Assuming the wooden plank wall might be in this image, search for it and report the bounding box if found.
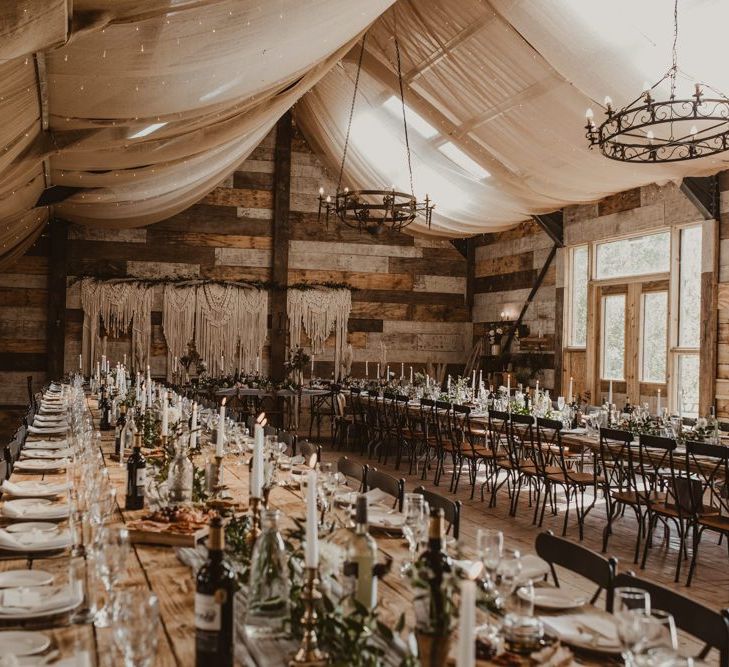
[471,220,557,389]
[56,124,469,384]
[0,231,50,407]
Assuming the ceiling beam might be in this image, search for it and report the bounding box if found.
[532,210,564,247]
[680,176,718,220]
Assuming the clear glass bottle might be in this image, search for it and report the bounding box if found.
[344,495,378,610]
[167,440,193,504]
[244,509,290,638]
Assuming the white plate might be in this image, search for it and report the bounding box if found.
[0,481,69,499]
[0,529,71,553]
[0,570,54,588]
[1,498,70,520]
[519,587,587,610]
[20,450,71,460]
[0,586,82,620]
[5,523,59,535]
[0,631,51,656]
[14,459,69,472]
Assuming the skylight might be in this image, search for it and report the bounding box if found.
[438,142,491,180]
[129,122,168,139]
[382,96,438,139]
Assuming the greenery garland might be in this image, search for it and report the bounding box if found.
[72,276,356,292]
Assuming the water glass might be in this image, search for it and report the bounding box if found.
[401,493,427,571]
[494,548,522,607]
[94,527,129,628]
[634,610,678,666]
[69,555,99,624]
[614,587,651,665]
[112,588,160,667]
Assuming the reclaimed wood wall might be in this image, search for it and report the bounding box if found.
[6,124,462,399]
[471,220,557,390]
[0,231,49,410]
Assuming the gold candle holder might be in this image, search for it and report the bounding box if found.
[212,454,225,497]
[289,567,328,666]
[246,496,262,546]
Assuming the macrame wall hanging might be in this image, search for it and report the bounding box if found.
[287,287,351,380]
[79,278,153,373]
[162,284,196,381]
[194,283,268,376]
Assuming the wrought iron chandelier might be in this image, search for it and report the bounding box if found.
[317,32,434,234]
[584,0,729,163]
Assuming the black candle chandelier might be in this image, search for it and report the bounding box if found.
[318,32,434,234]
[584,0,729,164]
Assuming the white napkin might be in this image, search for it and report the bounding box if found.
[0,584,79,615]
[24,439,68,450]
[33,413,67,424]
[364,488,391,506]
[541,613,620,649]
[0,480,70,497]
[1,500,69,520]
[27,425,67,436]
[14,459,69,471]
[20,448,73,460]
[0,528,70,552]
[518,554,550,583]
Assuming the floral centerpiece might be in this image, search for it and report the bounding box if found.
[487,325,505,356]
[283,346,311,387]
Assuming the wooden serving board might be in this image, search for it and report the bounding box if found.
[127,522,209,547]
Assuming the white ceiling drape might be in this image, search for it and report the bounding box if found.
[296,0,729,237]
[2,0,729,260]
[0,0,394,266]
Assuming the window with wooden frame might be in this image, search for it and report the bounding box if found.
[564,224,703,416]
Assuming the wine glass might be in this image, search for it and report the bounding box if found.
[557,396,566,412]
[614,587,651,666]
[112,587,160,667]
[401,493,426,574]
[494,548,522,609]
[633,610,678,666]
[476,528,503,589]
[94,527,129,628]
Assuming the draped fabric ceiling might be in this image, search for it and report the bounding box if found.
[2,0,729,265]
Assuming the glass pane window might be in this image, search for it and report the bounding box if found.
[595,231,670,280]
[677,354,699,418]
[570,246,588,347]
[641,291,667,383]
[601,294,625,380]
[678,225,702,348]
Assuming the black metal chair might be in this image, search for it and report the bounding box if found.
[413,485,461,538]
[614,572,729,667]
[364,468,404,511]
[336,456,367,491]
[535,531,617,611]
[684,440,729,585]
[598,428,643,560]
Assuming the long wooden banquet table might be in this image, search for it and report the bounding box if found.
[0,396,622,666]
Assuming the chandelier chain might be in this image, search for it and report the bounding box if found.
[395,33,415,198]
[670,0,679,98]
[337,32,367,191]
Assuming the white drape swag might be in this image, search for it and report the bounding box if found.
[5,0,729,263]
[79,278,153,373]
[287,288,351,380]
[162,284,269,378]
[0,0,394,268]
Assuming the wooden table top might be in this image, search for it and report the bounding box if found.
[0,398,619,666]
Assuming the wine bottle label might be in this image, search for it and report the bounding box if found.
[195,593,222,631]
[136,468,146,488]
